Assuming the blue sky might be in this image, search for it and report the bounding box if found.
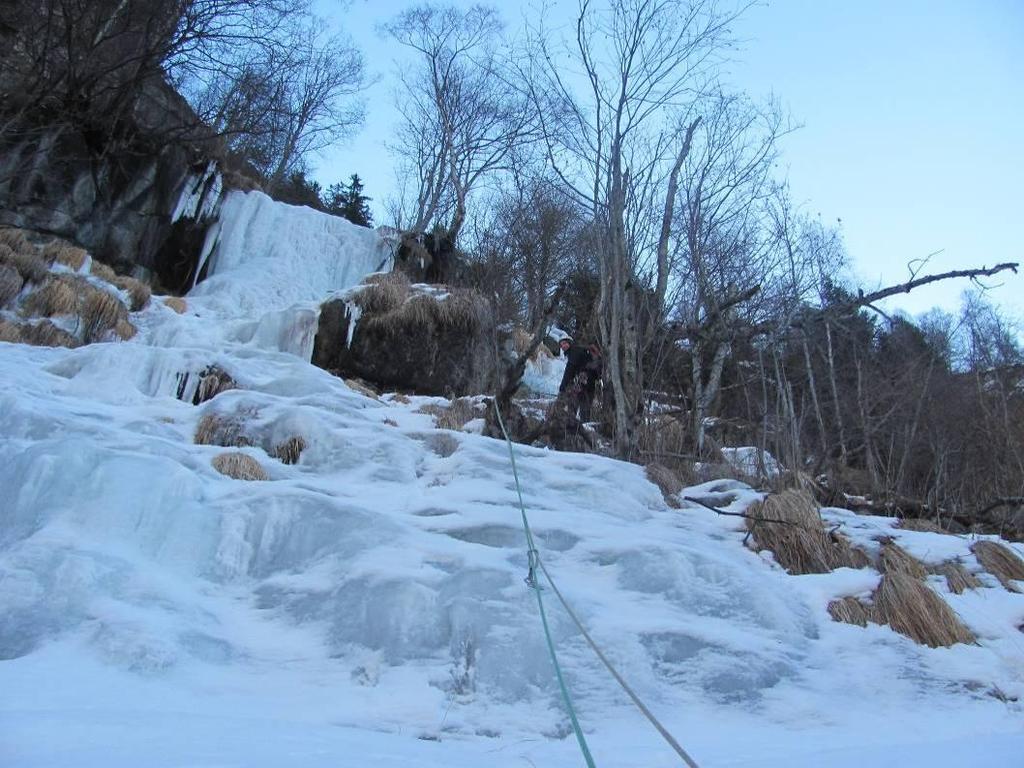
[317,0,1023,319]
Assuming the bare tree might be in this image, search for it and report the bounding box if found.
[2,1,364,183]
[671,92,792,454]
[382,3,535,244]
[525,0,748,457]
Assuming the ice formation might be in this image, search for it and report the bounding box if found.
[1,194,1023,767]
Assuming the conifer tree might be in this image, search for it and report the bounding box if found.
[325,174,373,227]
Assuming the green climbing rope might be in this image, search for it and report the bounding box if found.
[492,401,703,768]
[493,402,597,768]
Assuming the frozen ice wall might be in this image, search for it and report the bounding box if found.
[190,190,392,318]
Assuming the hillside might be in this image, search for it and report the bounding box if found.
[1,196,1023,767]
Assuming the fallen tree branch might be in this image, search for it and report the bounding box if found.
[682,495,799,527]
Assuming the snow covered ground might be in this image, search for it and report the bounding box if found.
[2,197,1024,767]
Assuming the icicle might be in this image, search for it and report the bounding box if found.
[345,301,362,348]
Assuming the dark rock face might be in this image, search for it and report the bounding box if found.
[312,285,499,397]
[0,79,220,293]
[395,231,464,284]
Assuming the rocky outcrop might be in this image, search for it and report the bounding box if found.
[0,78,225,293]
[311,272,499,397]
[394,230,464,284]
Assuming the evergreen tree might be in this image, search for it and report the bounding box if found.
[325,174,373,227]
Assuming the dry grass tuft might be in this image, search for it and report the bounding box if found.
[43,242,87,270]
[645,463,683,508]
[418,398,478,430]
[355,271,410,314]
[22,320,79,348]
[89,260,118,283]
[872,572,975,648]
[0,319,23,343]
[344,378,380,400]
[0,263,24,307]
[639,415,688,464]
[164,296,187,314]
[211,451,267,481]
[81,287,127,342]
[113,275,151,311]
[363,286,488,336]
[273,436,306,465]
[827,596,872,627]
[1,244,50,284]
[433,291,489,332]
[22,275,80,317]
[971,540,1024,592]
[114,319,137,340]
[746,489,864,574]
[930,560,983,595]
[438,397,477,430]
[388,393,411,404]
[898,517,950,534]
[194,412,252,448]
[195,367,237,404]
[510,327,535,357]
[879,540,929,580]
[0,228,30,253]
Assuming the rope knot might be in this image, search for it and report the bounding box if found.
[525,547,540,588]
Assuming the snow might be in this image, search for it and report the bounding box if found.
[521,352,566,396]
[2,198,1024,767]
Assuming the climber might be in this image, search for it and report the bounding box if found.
[558,341,602,422]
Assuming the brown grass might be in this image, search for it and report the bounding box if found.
[22,320,79,348]
[22,275,79,317]
[273,436,306,465]
[81,288,127,342]
[89,260,117,283]
[930,560,983,595]
[194,412,252,448]
[355,271,410,314]
[971,540,1024,592]
[872,572,975,648]
[0,244,49,284]
[114,319,137,340]
[639,415,688,465]
[746,489,865,574]
[364,286,488,336]
[113,275,151,311]
[0,319,23,343]
[0,228,30,252]
[43,242,87,270]
[164,296,187,314]
[344,378,380,400]
[0,263,24,307]
[827,596,872,627]
[879,540,929,580]
[195,367,237,404]
[438,397,477,430]
[388,393,411,404]
[418,398,477,430]
[510,327,535,357]
[645,463,683,508]
[898,518,949,534]
[211,452,267,481]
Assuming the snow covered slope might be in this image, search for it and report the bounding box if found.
[2,208,1024,767]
